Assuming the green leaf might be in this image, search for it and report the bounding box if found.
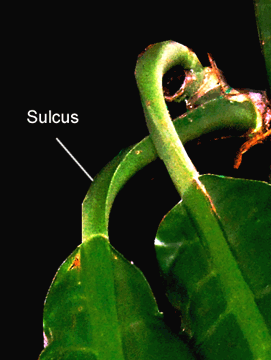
[39,236,195,360]
[155,174,271,359]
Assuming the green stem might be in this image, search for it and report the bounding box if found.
[135,41,203,196]
[83,98,258,241]
[254,0,271,96]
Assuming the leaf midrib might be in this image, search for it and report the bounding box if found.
[184,180,271,358]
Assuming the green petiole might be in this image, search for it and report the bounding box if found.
[82,97,258,242]
[134,41,263,198]
[135,42,201,196]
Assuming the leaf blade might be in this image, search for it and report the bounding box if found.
[155,175,271,359]
[40,237,124,359]
[40,236,195,360]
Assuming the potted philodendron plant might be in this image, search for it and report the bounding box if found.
[39,1,271,359]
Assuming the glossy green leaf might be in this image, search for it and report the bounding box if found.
[155,174,271,359]
[39,236,195,360]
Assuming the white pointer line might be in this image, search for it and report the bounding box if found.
[56,138,93,181]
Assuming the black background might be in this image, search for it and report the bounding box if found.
[18,2,270,358]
